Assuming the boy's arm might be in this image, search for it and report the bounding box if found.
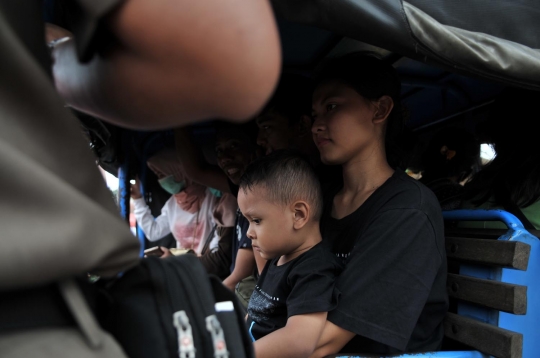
[174,127,230,193]
[309,321,355,358]
[52,0,280,129]
[255,312,328,358]
[222,248,255,291]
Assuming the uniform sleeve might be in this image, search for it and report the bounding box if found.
[132,197,172,242]
[328,208,444,351]
[286,255,340,317]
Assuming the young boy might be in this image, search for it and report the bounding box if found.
[238,150,342,358]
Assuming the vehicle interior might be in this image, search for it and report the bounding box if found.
[83,12,517,234]
[70,4,540,357]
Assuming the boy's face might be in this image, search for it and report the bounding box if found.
[237,185,298,260]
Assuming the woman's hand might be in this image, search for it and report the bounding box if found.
[159,247,172,259]
[130,178,142,199]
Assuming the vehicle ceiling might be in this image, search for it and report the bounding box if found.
[276,17,506,133]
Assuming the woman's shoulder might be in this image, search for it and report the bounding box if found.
[379,170,441,212]
[386,170,435,197]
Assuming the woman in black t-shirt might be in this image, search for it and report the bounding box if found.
[310,53,448,356]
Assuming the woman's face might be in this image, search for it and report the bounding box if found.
[311,80,381,166]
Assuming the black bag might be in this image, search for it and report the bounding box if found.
[96,254,254,358]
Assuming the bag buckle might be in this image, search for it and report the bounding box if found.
[173,311,196,358]
[206,314,229,358]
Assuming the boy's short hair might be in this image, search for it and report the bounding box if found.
[239,149,323,220]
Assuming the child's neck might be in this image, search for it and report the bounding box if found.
[277,224,322,266]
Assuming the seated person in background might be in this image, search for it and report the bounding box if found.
[240,150,342,358]
[255,73,342,188]
[419,127,481,210]
[175,121,266,308]
[461,87,540,230]
[256,73,316,158]
[310,53,447,356]
[130,147,237,255]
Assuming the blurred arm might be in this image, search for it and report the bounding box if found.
[52,0,281,129]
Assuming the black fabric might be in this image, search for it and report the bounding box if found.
[246,243,342,340]
[208,275,258,357]
[228,178,240,197]
[200,224,218,256]
[199,226,234,280]
[422,178,464,211]
[271,0,415,60]
[230,209,253,272]
[315,163,343,195]
[53,0,124,62]
[0,284,75,333]
[0,277,98,333]
[498,191,536,232]
[0,0,51,75]
[321,170,448,353]
[98,254,255,358]
[406,0,540,49]
[74,109,121,175]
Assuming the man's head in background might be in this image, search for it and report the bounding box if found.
[214,119,259,185]
[255,73,314,156]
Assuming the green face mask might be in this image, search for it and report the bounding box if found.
[158,175,186,195]
[208,187,222,197]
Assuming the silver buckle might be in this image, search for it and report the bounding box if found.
[206,314,229,358]
[173,311,196,358]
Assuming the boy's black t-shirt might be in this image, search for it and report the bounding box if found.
[321,170,448,354]
[246,242,342,340]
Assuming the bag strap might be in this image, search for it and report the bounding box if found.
[58,279,104,349]
[200,224,218,256]
[0,284,74,333]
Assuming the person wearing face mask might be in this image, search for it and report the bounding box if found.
[131,148,237,256]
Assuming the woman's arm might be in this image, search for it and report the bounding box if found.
[52,0,281,129]
[174,127,230,193]
[132,180,172,241]
[255,313,328,358]
[309,321,355,358]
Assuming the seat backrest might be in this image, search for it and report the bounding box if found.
[442,209,540,358]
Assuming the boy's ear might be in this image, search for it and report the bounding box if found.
[296,115,312,138]
[292,200,310,230]
[373,95,394,124]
